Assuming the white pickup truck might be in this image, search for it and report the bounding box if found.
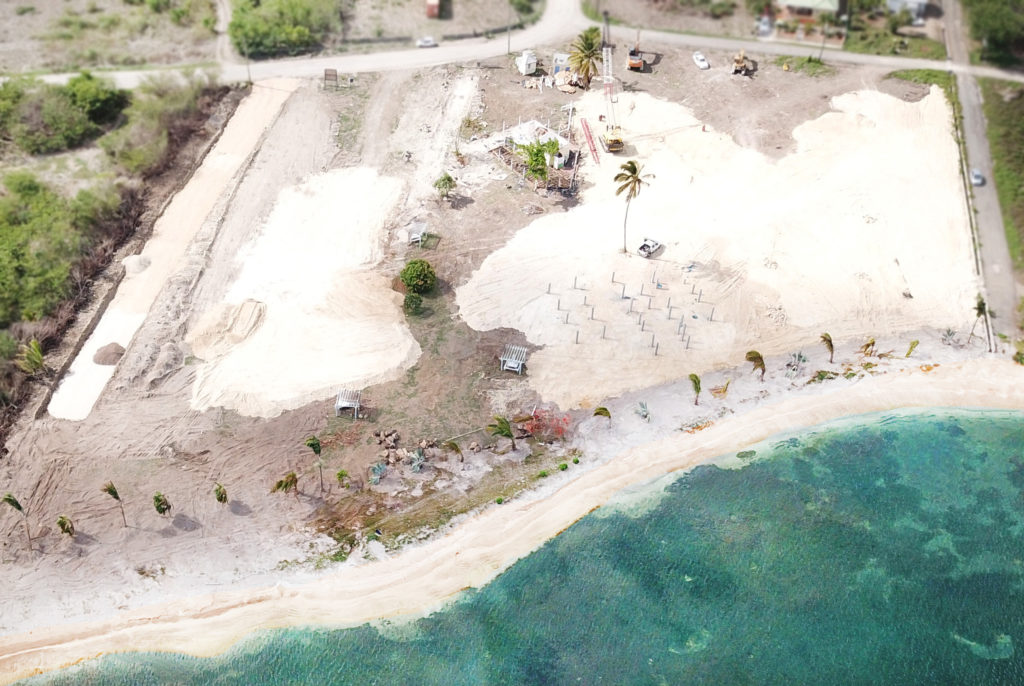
[638,238,662,258]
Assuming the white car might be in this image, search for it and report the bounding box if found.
[970,168,985,186]
[416,36,438,48]
[638,238,662,258]
[692,51,710,70]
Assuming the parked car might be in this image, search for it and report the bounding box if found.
[970,168,985,186]
[692,51,710,70]
[416,36,438,48]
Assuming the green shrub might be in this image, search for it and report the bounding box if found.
[228,0,337,57]
[558,462,568,471]
[495,497,504,504]
[572,456,579,464]
[538,470,549,478]
[15,6,35,15]
[709,1,735,18]
[403,293,423,315]
[64,72,129,125]
[0,332,18,360]
[10,85,96,154]
[400,259,437,294]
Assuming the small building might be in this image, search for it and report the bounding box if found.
[334,389,362,419]
[426,0,439,19]
[516,50,538,76]
[551,52,570,75]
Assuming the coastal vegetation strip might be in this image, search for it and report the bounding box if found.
[0,71,235,444]
[978,78,1024,269]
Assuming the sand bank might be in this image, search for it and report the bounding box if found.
[47,79,301,421]
[3,357,1023,683]
[457,88,977,408]
[186,167,420,418]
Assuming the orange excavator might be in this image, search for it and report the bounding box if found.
[627,31,644,71]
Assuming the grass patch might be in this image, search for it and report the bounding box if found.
[845,25,946,59]
[979,78,1024,268]
[773,55,836,77]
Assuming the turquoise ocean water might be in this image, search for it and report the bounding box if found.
[20,409,1024,685]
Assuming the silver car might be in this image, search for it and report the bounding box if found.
[970,168,985,186]
[692,51,710,70]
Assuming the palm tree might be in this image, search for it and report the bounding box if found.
[101,482,127,527]
[745,350,766,382]
[434,172,456,200]
[689,373,701,406]
[14,339,47,377]
[593,406,611,426]
[56,515,75,537]
[335,469,349,489]
[614,160,653,253]
[487,416,516,451]
[2,493,30,550]
[152,492,171,516]
[569,26,602,88]
[271,472,299,499]
[968,294,987,343]
[305,436,324,494]
[859,338,876,356]
[214,483,228,504]
[820,332,834,364]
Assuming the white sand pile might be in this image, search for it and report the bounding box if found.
[456,87,977,408]
[187,167,420,418]
[47,79,301,421]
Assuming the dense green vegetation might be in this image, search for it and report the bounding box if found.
[979,78,1024,267]
[228,0,338,57]
[0,73,129,155]
[0,173,116,328]
[964,0,1024,65]
[0,71,220,430]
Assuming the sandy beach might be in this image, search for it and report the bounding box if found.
[2,357,1024,682]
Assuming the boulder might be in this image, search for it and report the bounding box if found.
[93,342,126,365]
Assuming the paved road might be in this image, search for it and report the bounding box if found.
[40,0,1024,88]
[941,0,1018,345]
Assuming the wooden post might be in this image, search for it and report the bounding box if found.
[575,330,579,344]
[654,342,659,356]
[602,324,606,339]
[710,306,715,321]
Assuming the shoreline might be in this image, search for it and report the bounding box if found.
[3,356,1024,683]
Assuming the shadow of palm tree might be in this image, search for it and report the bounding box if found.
[172,513,200,531]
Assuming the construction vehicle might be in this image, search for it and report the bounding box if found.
[627,31,644,71]
[600,46,624,153]
[732,49,752,76]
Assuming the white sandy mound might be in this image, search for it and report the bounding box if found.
[188,168,419,417]
[457,88,977,408]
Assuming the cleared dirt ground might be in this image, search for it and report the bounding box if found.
[0,37,942,632]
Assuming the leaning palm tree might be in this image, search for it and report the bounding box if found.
[56,515,75,537]
[101,482,127,527]
[569,26,602,88]
[214,483,228,504]
[271,472,299,499]
[305,436,324,494]
[820,332,834,364]
[487,416,516,451]
[2,493,31,550]
[968,294,987,343]
[689,373,702,406]
[745,350,766,382]
[442,440,463,462]
[152,492,172,517]
[614,160,653,253]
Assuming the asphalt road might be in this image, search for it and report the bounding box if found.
[941,0,1018,345]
